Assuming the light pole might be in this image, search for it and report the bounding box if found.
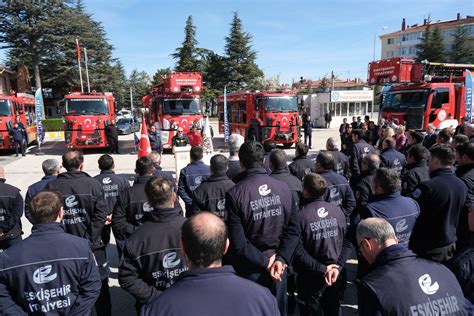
[373,26,388,61]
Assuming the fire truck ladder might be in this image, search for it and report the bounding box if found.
[423,61,474,80]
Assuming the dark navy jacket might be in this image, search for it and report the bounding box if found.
[318,170,356,220]
[112,175,152,240]
[141,266,279,316]
[190,174,235,220]
[358,244,468,316]
[148,132,162,153]
[289,156,315,181]
[352,169,376,207]
[401,160,430,197]
[328,150,351,180]
[177,161,210,206]
[119,207,187,305]
[225,168,300,270]
[293,198,347,274]
[380,148,406,175]
[0,180,23,241]
[0,223,101,315]
[8,127,23,142]
[350,140,376,178]
[153,167,176,191]
[270,167,303,209]
[25,175,56,224]
[423,133,437,149]
[410,168,468,254]
[353,192,420,247]
[45,171,107,249]
[93,170,129,215]
[455,164,474,247]
[227,158,242,181]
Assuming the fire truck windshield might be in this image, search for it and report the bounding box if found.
[382,89,430,111]
[163,99,200,115]
[0,100,12,116]
[65,98,109,115]
[264,96,297,112]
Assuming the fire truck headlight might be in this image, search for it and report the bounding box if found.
[195,86,200,92]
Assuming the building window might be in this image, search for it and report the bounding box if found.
[387,38,394,45]
[387,51,394,58]
[409,46,417,55]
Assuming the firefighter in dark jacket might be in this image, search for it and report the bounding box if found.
[112,157,155,258]
[0,191,101,315]
[119,177,187,311]
[178,146,211,215]
[105,119,119,154]
[93,154,128,248]
[0,166,23,250]
[225,141,300,316]
[352,154,379,207]
[349,129,376,181]
[357,218,468,315]
[25,159,60,224]
[379,137,406,175]
[401,144,430,197]
[455,142,474,247]
[45,149,110,316]
[289,142,316,180]
[326,138,351,180]
[270,149,302,209]
[190,154,234,219]
[410,144,468,263]
[148,125,162,153]
[293,173,350,316]
[141,212,279,316]
[315,151,356,221]
[9,122,25,157]
[172,127,190,147]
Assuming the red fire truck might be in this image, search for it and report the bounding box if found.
[217,91,300,147]
[0,92,37,151]
[368,57,474,130]
[143,72,203,149]
[63,92,116,149]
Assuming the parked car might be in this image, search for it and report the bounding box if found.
[117,117,140,135]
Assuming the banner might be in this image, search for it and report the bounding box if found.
[35,89,45,144]
[466,70,473,122]
[224,86,230,144]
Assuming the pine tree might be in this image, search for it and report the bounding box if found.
[416,21,446,62]
[172,16,199,72]
[152,68,172,86]
[449,26,473,63]
[223,12,263,91]
[128,69,151,110]
[416,22,432,62]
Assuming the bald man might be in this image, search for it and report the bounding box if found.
[142,212,279,316]
[0,165,23,250]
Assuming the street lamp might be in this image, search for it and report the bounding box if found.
[373,26,388,61]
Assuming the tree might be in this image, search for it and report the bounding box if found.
[416,21,446,62]
[223,12,263,91]
[128,69,151,110]
[171,16,199,72]
[449,26,473,63]
[152,67,172,86]
[319,76,331,92]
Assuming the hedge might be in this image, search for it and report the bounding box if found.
[42,118,64,132]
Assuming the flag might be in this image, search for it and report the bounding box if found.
[224,86,230,144]
[202,116,213,153]
[34,89,45,144]
[466,70,473,122]
[75,38,81,60]
[138,116,151,158]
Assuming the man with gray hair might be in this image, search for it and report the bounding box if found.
[227,133,245,180]
[326,138,350,180]
[356,218,468,315]
[25,158,61,223]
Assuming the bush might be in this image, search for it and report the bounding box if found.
[41,118,64,132]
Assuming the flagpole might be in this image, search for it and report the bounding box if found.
[34,89,45,155]
[84,47,91,93]
[130,87,138,154]
[75,39,84,93]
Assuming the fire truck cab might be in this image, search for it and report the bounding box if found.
[369,57,474,130]
[63,92,115,149]
[218,91,300,147]
[144,72,203,148]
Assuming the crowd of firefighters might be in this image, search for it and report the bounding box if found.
[0,116,473,315]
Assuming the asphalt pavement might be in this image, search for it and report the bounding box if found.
[4,121,358,315]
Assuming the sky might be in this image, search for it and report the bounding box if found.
[1,0,473,84]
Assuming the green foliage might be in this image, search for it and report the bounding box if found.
[223,12,263,92]
[152,67,172,86]
[449,26,473,63]
[171,16,200,72]
[42,118,64,131]
[128,69,151,110]
[416,21,446,62]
